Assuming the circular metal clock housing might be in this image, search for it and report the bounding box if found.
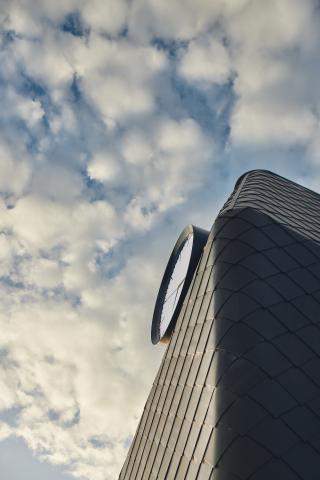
[151,224,209,345]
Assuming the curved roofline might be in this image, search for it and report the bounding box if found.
[234,169,277,190]
[234,169,320,201]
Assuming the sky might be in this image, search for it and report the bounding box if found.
[1,0,320,479]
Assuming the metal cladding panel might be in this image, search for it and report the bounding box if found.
[220,169,320,243]
[120,171,320,479]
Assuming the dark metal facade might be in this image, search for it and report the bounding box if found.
[120,170,320,479]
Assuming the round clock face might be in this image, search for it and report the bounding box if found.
[151,224,209,345]
[159,233,194,338]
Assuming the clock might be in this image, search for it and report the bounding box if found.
[151,224,209,344]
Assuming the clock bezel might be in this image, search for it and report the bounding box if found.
[151,224,209,345]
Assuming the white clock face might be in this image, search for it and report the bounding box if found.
[160,233,194,338]
[151,224,209,344]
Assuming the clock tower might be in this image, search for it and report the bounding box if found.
[120,170,320,480]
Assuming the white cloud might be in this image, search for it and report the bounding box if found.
[233,54,288,98]
[225,0,313,52]
[0,422,12,442]
[1,1,320,479]
[0,368,17,411]
[157,117,207,153]
[7,196,71,250]
[121,131,153,165]
[87,152,120,182]
[179,38,231,85]
[0,143,30,196]
[85,74,155,123]
[82,0,128,35]
[122,117,215,229]
[48,104,77,134]
[0,235,15,277]
[30,164,83,204]
[13,34,75,91]
[3,87,44,128]
[21,258,62,289]
[231,100,317,146]
[129,0,222,41]
[70,35,167,124]
[0,248,162,479]
[226,0,320,147]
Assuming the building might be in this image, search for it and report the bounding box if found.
[119,170,320,479]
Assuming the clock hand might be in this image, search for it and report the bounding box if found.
[163,277,186,303]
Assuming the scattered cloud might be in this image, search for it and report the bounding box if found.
[0,1,320,479]
[178,37,232,86]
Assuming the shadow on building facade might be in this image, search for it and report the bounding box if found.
[120,170,320,479]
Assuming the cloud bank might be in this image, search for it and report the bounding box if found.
[1,0,320,478]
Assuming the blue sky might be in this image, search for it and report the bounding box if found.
[1,0,320,479]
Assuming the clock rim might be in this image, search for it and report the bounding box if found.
[151,224,209,345]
